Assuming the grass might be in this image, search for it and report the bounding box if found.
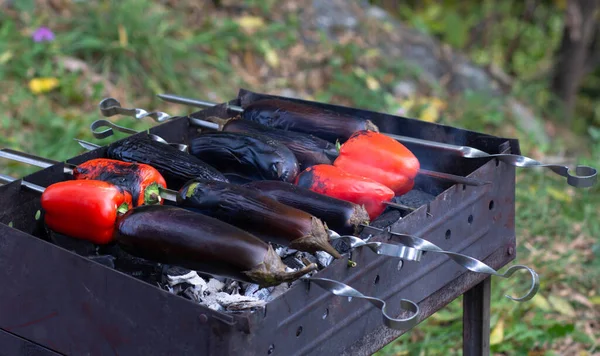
[1,1,599,355]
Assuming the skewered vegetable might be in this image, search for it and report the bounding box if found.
[107,134,228,188]
[115,205,317,287]
[176,179,342,259]
[334,130,420,195]
[242,99,379,143]
[244,180,369,235]
[294,164,395,220]
[72,158,167,206]
[40,180,133,244]
[215,117,338,170]
[189,131,299,182]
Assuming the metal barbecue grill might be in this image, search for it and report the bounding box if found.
[0,88,578,355]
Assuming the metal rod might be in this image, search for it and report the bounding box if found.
[0,148,182,204]
[0,149,75,174]
[0,174,46,194]
[157,93,597,188]
[418,169,490,186]
[102,97,488,187]
[361,225,539,302]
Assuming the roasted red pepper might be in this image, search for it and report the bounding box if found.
[294,164,394,220]
[334,130,420,195]
[40,180,133,244]
[72,158,167,207]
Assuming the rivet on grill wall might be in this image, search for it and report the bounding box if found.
[268,344,275,354]
[507,246,515,256]
[198,314,208,324]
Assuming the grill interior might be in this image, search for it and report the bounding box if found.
[0,90,520,355]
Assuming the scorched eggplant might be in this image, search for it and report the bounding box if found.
[244,180,369,236]
[189,131,299,182]
[115,205,317,287]
[217,117,338,170]
[106,134,228,188]
[242,99,379,143]
[176,179,342,259]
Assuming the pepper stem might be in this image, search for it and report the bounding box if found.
[144,182,162,205]
[116,202,130,215]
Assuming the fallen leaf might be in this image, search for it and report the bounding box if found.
[419,105,439,123]
[365,76,380,91]
[237,16,265,33]
[264,48,279,68]
[0,50,13,64]
[28,77,60,94]
[548,295,576,317]
[531,294,552,311]
[490,318,504,345]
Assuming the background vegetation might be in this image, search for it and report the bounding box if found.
[0,1,598,355]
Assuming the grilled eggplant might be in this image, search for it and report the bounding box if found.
[242,99,379,143]
[107,134,228,188]
[176,179,342,259]
[115,205,317,287]
[189,132,299,182]
[244,180,369,236]
[219,118,338,170]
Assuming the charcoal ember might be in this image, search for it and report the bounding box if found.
[315,251,334,268]
[87,255,116,269]
[224,280,241,295]
[48,230,97,256]
[330,238,353,255]
[207,278,225,292]
[174,282,196,295]
[101,245,164,284]
[282,255,307,270]
[372,209,402,229]
[395,189,435,208]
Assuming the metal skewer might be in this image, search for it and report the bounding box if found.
[156,93,597,188]
[0,148,423,261]
[360,225,539,302]
[98,97,491,187]
[304,277,420,330]
[0,172,420,330]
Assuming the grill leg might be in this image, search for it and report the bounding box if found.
[463,277,491,356]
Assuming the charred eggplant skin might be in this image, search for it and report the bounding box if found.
[176,179,341,258]
[222,118,338,170]
[242,99,379,143]
[189,131,299,182]
[244,180,369,235]
[115,204,315,286]
[107,134,228,188]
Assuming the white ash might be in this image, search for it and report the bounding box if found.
[315,251,334,268]
[167,270,206,288]
[275,246,298,258]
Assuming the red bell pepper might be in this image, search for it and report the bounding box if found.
[333,130,420,195]
[294,164,394,220]
[40,180,133,244]
[72,158,167,207]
